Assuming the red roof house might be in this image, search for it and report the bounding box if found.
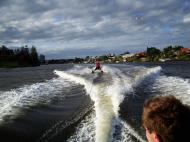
[181,48,190,53]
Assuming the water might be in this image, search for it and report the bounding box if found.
[0,62,190,142]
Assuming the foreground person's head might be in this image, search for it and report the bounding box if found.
[142,95,190,142]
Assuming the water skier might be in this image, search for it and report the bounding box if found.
[92,59,103,73]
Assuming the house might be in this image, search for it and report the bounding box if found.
[39,54,45,63]
[122,53,135,59]
[181,48,190,53]
[122,53,135,62]
[136,52,147,58]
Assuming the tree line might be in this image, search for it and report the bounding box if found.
[146,45,190,61]
[0,45,40,67]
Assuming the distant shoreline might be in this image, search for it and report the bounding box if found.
[1,59,189,69]
[0,63,40,68]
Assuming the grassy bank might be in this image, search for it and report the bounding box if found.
[0,62,19,68]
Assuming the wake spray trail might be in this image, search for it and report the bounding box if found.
[94,87,113,141]
[54,65,161,142]
[0,78,68,123]
[54,70,115,142]
[54,67,133,142]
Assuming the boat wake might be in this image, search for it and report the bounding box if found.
[54,65,161,142]
[1,64,190,142]
[0,78,71,123]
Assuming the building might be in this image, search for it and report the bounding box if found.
[122,53,135,62]
[122,53,135,59]
[136,52,147,58]
[39,54,45,63]
[181,48,190,53]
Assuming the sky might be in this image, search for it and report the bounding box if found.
[0,0,190,59]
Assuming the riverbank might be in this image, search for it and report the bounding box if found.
[0,62,19,68]
[0,62,40,68]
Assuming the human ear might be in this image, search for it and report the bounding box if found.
[153,133,161,142]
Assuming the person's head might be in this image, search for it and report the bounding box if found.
[142,95,190,142]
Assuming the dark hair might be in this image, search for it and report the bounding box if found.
[142,95,190,142]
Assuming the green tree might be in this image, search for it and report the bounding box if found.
[99,55,109,61]
[30,46,39,65]
[163,46,173,58]
[173,45,183,51]
[147,47,161,61]
[16,47,30,66]
[0,45,14,62]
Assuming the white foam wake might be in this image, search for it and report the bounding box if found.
[0,78,70,123]
[54,70,113,142]
[134,66,162,86]
[54,68,132,142]
[54,65,161,142]
[153,75,190,105]
[67,112,96,142]
[68,112,146,142]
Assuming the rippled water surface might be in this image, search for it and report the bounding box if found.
[0,62,190,142]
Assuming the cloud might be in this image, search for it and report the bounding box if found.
[0,0,189,58]
[183,14,190,23]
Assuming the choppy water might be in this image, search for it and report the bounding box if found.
[0,62,190,142]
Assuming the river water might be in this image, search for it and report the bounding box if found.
[0,61,190,142]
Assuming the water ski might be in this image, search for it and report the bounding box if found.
[92,69,103,74]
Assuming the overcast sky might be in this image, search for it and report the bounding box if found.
[0,0,190,59]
